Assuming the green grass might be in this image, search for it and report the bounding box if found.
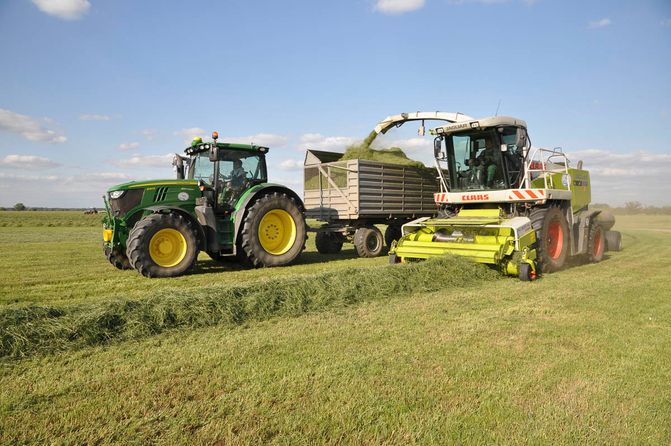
[1,212,670,444]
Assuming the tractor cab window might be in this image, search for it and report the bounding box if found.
[217,151,267,208]
[189,152,215,184]
[447,130,507,191]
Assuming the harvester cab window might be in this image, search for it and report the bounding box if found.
[500,127,525,187]
[447,130,507,191]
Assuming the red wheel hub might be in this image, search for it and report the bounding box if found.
[593,227,603,257]
[547,220,564,259]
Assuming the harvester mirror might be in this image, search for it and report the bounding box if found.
[500,144,508,152]
[418,121,425,136]
[433,138,443,159]
[516,129,528,150]
[208,144,219,162]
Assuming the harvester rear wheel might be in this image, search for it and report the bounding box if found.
[384,224,403,248]
[530,206,569,273]
[587,223,605,263]
[605,230,622,252]
[354,226,384,258]
[127,213,199,278]
[104,245,132,270]
[239,192,306,267]
[315,232,344,254]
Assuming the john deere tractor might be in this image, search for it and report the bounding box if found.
[389,116,622,280]
[102,132,306,277]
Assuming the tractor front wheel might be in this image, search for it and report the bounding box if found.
[126,213,199,278]
[530,206,569,273]
[104,245,132,270]
[354,226,384,258]
[239,192,306,267]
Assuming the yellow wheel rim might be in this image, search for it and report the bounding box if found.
[258,209,297,255]
[149,228,187,267]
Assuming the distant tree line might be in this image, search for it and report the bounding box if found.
[0,203,99,212]
[591,202,671,215]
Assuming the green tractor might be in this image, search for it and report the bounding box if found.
[389,116,622,280]
[102,132,307,277]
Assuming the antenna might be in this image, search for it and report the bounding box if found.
[495,99,502,116]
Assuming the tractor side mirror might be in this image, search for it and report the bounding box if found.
[208,145,219,162]
[500,144,508,152]
[172,154,185,179]
[433,138,443,159]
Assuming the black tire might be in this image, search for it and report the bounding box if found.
[104,244,132,270]
[605,230,622,252]
[126,213,199,278]
[239,192,307,267]
[315,231,344,254]
[587,223,605,263]
[529,206,569,273]
[384,224,403,248]
[354,226,384,258]
[518,263,533,281]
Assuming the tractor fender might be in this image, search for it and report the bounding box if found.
[574,209,601,255]
[232,184,304,249]
[142,205,208,251]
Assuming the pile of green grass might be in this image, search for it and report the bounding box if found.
[340,129,428,169]
[0,256,498,359]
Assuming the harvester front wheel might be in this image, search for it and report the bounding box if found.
[354,226,384,258]
[384,224,403,248]
[518,263,536,281]
[126,213,199,278]
[587,223,605,263]
[315,232,344,254]
[240,192,306,267]
[530,206,569,273]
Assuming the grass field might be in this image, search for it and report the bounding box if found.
[1,211,670,444]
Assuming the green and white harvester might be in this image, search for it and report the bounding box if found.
[102,132,306,278]
[389,115,622,280]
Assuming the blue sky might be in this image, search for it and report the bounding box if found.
[1,0,670,207]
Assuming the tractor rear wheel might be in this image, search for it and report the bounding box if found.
[315,231,344,254]
[127,213,199,278]
[354,226,384,258]
[587,223,605,263]
[239,192,306,267]
[384,224,403,248]
[605,230,622,252]
[104,245,132,270]
[530,206,569,273]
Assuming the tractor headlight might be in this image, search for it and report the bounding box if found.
[109,190,126,199]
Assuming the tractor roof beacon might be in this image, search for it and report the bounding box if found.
[389,115,622,280]
[102,132,307,278]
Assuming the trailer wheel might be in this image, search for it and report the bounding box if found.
[530,206,569,273]
[315,232,344,254]
[127,213,199,278]
[104,245,132,270]
[605,230,622,252]
[240,192,306,267]
[384,225,403,248]
[354,226,384,258]
[587,223,605,263]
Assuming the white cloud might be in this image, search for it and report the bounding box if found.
[112,154,174,168]
[564,149,671,205]
[67,172,131,184]
[175,127,206,138]
[588,18,611,29]
[661,19,671,28]
[0,155,60,169]
[0,108,67,143]
[226,133,289,147]
[375,0,425,14]
[32,0,90,20]
[299,133,356,152]
[79,114,111,121]
[140,129,157,141]
[118,142,140,151]
[278,159,303,171]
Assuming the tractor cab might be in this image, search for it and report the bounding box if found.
[432,116,529,192]
[176,133,269,210]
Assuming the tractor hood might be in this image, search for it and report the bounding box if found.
[107,179,198,192]
[373,111,474,135]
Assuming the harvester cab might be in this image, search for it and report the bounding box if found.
[390,116,622,280]
[103,132,307,278]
